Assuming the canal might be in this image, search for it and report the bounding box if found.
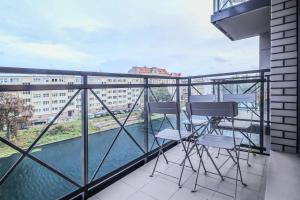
[0,122,158,200]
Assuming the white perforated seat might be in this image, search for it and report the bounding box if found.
[155,129,192,141]
[183,118,207,126]
[197,134,243,150]
[218,121,253,131]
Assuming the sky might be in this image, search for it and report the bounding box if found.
[0,0,259,76]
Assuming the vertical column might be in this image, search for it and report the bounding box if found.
[298,0,300,154]
[187,77,191,102]
[270,0,298,152]
[81,75,89,198]
[266,75,271,136]
[144,78,149,157]
[259,32,271,70]
[176,78,180,130]
[217,83,221,102]
[212,80,216,96]
[260,72,265,153]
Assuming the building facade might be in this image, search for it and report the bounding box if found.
[0,66,183,123]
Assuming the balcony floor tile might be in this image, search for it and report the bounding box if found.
[91,144,268,200]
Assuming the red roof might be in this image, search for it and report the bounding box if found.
[129,66,181,77]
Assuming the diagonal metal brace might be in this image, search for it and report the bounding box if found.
[0,137,81,188]
[90,89,145,154]
[89,89,145,182]
[0,90,81,186]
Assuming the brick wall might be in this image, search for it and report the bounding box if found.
[270,0,298,152]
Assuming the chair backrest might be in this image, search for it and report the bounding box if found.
[186,102,238,117]
[223,94,256,103]
[190,95,217,102]
[223,93,256,122]
[147,102,178,115]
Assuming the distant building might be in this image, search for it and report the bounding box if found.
[128,66,202,102]
[128,66,181,77]
[0,75,142,123]
[0,66,202,123]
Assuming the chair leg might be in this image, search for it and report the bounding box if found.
[234,147,239,200]
[237,146,246,186]
[178,149,188,188]
[226,149,237,164]
[154,138,168,164]
[179,137,199,187]
[215,127,223,159]
[186,139,192,154]
[180,142,195,166]
[204,146,224,181]
[181,139,196,172]
[150,136,169,164]
[195,144,207,174]
[150,145,163,177]
[192,146,204,192]
[247,132,251,167]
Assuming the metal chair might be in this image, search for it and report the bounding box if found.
[218,93,257,166]
[186,102,246,200]
[183,95,216,134]
[147,102,196,187]
[190,94,217,102]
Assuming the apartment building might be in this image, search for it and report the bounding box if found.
[129,66,190,102]
[0,75,142,123]
[0,66,184,123]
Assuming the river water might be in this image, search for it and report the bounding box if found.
[0,122,156,200]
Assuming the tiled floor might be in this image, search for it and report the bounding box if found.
[265,151,300,200]
[89,144,268,200]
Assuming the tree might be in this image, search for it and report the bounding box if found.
[149,87,172,102]
[0,93,33,141]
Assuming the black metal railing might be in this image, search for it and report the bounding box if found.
[214,0,250,12]
[0,67,269,200]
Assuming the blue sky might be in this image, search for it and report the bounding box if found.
[0,0,259,75]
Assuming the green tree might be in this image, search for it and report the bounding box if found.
[0,93,33,141]
[150,87,172,102]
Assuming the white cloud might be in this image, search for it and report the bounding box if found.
[0,0,259,74]
[0,33,97,62]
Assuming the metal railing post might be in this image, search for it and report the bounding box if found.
[259,72,265,154]
[144,78,149,160]
[217,83,221,102]
[81,75,88,199]
[212,80,216,96]
[266,75,270,136]
[188,77,191,102]
[176,78,180,130]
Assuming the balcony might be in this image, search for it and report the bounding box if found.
[213,0,251,13]
[211,0,271,40]
[0,67,277,200]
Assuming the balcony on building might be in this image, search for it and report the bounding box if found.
[0,0,300,200]
[211,0,271,41]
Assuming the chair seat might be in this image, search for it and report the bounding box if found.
[183,119,207,126]
[217,121,253,131]
[197,134,243,149]
[155,129,192,141]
